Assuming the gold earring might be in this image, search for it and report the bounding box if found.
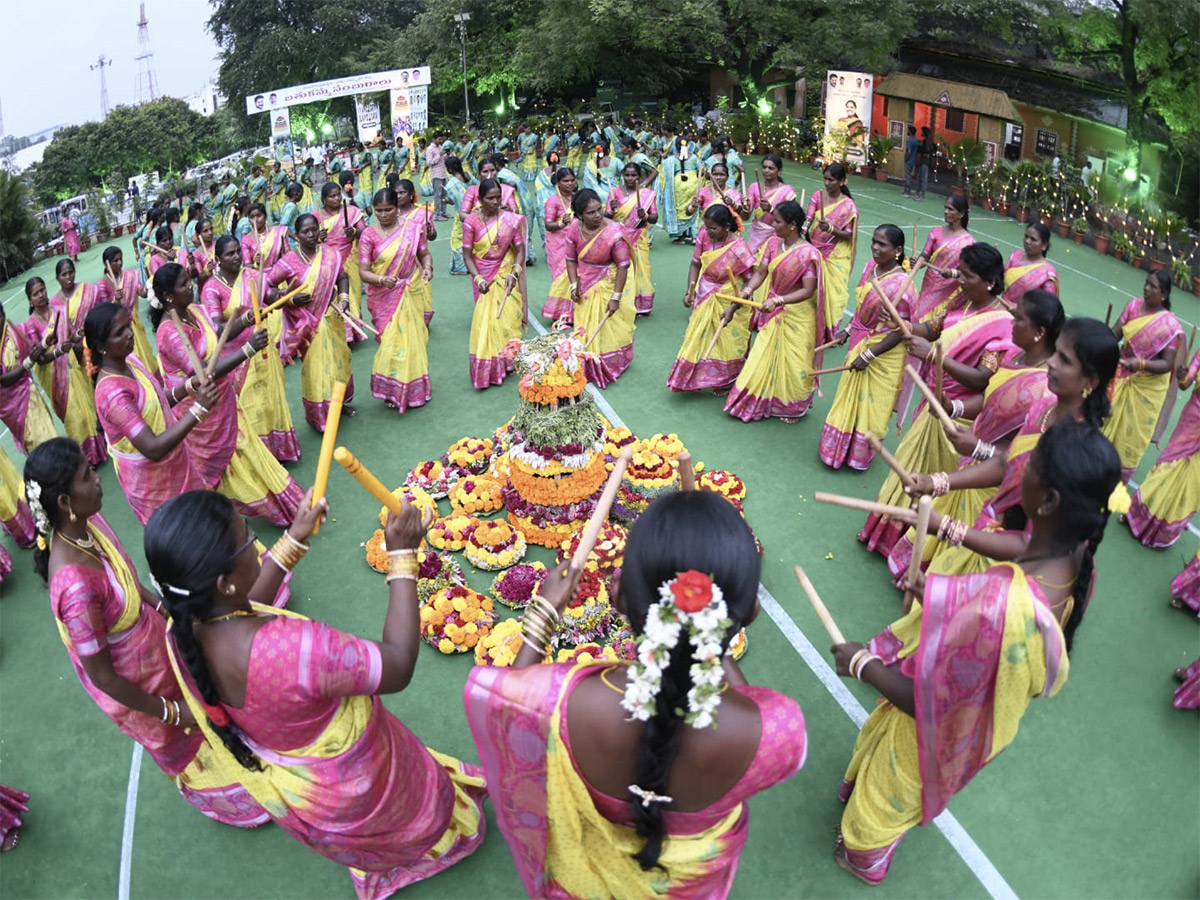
[1082,386,1092,399]
[225,584,236,595]
[68,501,77,523]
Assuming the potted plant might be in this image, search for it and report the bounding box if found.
[937,135,986,197]
[1171,256,1193,290]
[1072,217,1089,244]
[1111,231,1132,262]
[868,134,900,182]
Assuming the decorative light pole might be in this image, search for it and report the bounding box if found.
[454,10,471,127]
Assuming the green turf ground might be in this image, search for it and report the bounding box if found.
[1,163,1197,899]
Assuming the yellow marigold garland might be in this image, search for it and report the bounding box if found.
[449,477,505,515]
[508,452,607,507]
[420,586,497,654]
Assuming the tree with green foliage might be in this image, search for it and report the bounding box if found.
[0,172,49,283]
[30,99,229,203]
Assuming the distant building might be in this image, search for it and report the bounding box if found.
[183,82,224,117]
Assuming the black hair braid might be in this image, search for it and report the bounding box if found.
[1081,386,1112,428]
[168,598,262,771]
[23,438,85,582]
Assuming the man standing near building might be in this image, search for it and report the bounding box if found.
[915,126,934,201]
[902,125,918,198]
[426,133,449,220]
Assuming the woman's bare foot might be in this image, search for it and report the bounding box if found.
[343,405,358,418]
[1,829,20,852]
[1170,597,1186,609]
[780,416,801,424]
[1176,667,1188,683]
[833,833,878,887]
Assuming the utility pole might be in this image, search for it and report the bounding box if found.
[91,55,113,117]
[454,10,471,127]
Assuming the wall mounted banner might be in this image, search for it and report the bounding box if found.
[246,67,432,115]
[390,87,412,141]
[824,70,874,166]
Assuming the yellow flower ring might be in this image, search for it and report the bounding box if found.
[645,432,687,462]
[449,477,505,515]
[427,514,483,551]
[464,520,528,571]
[698,469,747,501]
[508,512,578,549]
[377,485,439,527]
[518,363,587,404]
[420,586,497,653]
[446,437,495,475]
[473,617,525,666]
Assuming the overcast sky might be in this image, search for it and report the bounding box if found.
[4,0,221,137]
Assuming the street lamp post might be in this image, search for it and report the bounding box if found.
[454,11,471,127]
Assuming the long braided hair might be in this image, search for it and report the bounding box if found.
[144,490,262,771]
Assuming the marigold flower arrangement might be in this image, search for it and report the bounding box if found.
[404,460,453,499]
[559,567,614,645]
[473,617,525,667]
[490,562,548,609]
[557,521,627,575]
[491,420,515,456]
[508,452,607,507]
[377,485,438,527]
[420,586,497,654]
[427,514,482,551]
[518,362,588,405]
[449,477,505,515]
[645,432,687,463]
[603,426,637,462]
[605,622,638,661]
[487,453,511,485]
[698,469,747,501]
[444,437,494,476]
[613,444,679,522]
[554,643,619,665]
[464,520,528,571]
[417,549,467,604]
[365,530,389,573]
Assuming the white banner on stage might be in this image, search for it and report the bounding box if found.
[356,97,382,143]
[246,67,432,115]
[824,70,874,166]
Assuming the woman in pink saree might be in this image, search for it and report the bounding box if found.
[806,163,858,339]
[466,490,806,899]
[0,302,56,454]
[542,167,578,323]
[912,196,975,323]
[153,264,302,528]
[1127,349,1200,547]
[607,163,659,316]
[200,236,300,462]
[96,246,160,378]
[1,445,35,550]
[463,179,528,389]
[317,181,369,344]
[1170,549,1200,616]
[1103,271,1183,480]
[565,189,637,388]
[266,214,357,431]
[87,304,211,526]
[358,186,433,414]
[148,490,486,900]
[738,153,797,258]
[60,211,81,261]
[24,438,266,827]
[859,244,1014,558]
[240,203,290,271]
[830,421,1120,884]
[48,259,107,466]
[667,204,757,393]
[1002,224,1059,306]
[723,200,824,423]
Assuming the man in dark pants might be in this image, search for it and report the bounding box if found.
[902,125,918,198]
[916,127,934,200]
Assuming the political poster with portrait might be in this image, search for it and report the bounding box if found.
[356,97,382,144]
[409,86,428,133]
[824,70,874,166]
[390,87,413,141]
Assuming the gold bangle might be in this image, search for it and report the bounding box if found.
[282,531,310,552]
[528,593,560,626]
[521,607,554,640]
[269,535,306,571]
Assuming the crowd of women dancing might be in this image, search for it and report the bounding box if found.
[1,116,1196,889]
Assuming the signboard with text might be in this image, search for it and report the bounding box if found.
[246,67,431,115]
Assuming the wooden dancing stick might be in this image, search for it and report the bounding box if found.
[677,452,695,492]
[814,491,916,521]
[904,363,961,432]
[714,292,762,309]
[311,381,346,535]
[1104,302,1113,327]
[583,307,616,350]
[334,446,405,516]
[793,565,846,645]
[912,222,918,257]
[104,260,118,285]
[139,240,170,256]
[42,309,58,347]
[204,309,241,379]
[739,168,747,200]
[755,167,765,202]
[904,495,933,613]
[869,268,920,336]
[495,273,517,319]
[261,283,309,314]
[166,309,209,384]
[805,363,853,378]
[702,318,730,362]
[571,446,632,567]
[934,342,946,407]
[867,434,916,492]
[814,336,844,353]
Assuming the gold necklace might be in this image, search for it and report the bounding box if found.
[296,246,313,265]
[201,609,259,625]
[54,528,104,565]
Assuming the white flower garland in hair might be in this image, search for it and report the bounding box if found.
[24,480,50,535]
[621,571,731,729]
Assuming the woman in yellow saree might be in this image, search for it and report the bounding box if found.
[149,491,486,900]
[606,162,659,316]
[466,490,806,899]
[829,421,1121,884]
[806,163,858,340]
[1102,271,1183,480]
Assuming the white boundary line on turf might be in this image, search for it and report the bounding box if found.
[527,317,1019,899]
[118,743,142,900]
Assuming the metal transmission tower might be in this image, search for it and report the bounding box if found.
[91,55,113,117]
[134,3,160,105]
